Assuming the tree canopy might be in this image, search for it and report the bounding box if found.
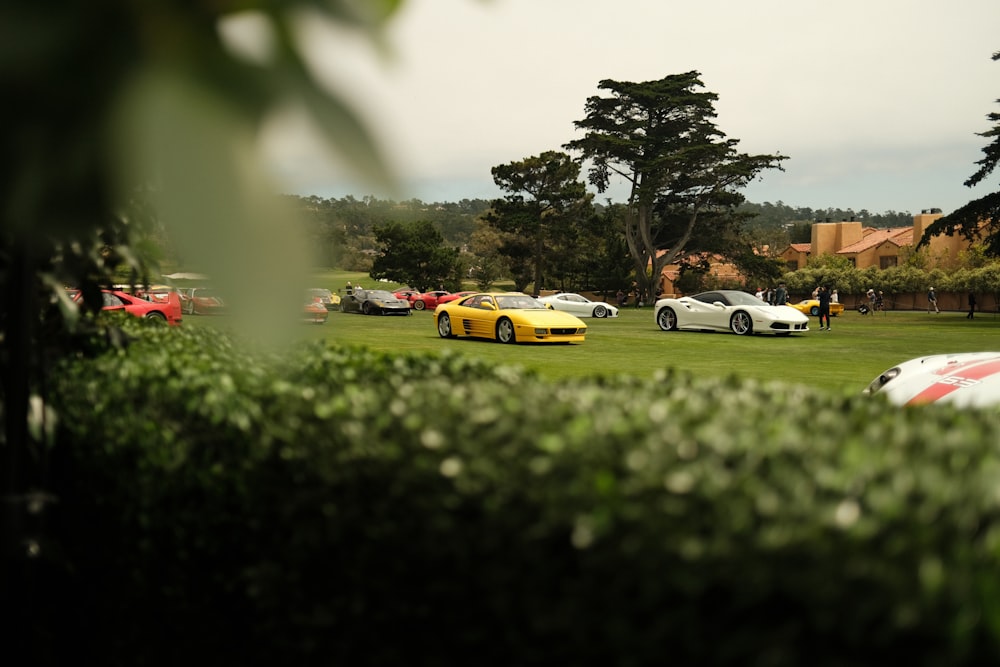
[564,72,787,302]
[921,50,1000,255]
[484,151,593,292]
[370,220,461,292]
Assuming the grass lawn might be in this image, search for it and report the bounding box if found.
[187,286,1000,395]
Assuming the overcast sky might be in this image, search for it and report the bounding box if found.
[260,0,998,216]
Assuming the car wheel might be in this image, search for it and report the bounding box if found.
[809,306,819,316]
[413,300,426,311]
[437,313,454,338]
[340,301,347,313]
[362,301,372,315]
[730,311,753,335]
[656,307,678,331]
[593,304,608,318]
[496,317,516,344]
[145,311,167,323]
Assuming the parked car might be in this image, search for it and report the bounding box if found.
[340,288,412,315]
[409,290,451,311]
[308,288,341,311]
[435,291,476,306]
[864,352,1000,407]
[654,290,809,336]
[393,289,421,302]
[303,299,329,324]
[180,287,226,315]
[72,289,183,326]
[434,292,587,344]
[787,299,845,317]
[137,284,177,304]
[536,292,619,318]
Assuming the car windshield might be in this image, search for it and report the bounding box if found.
[496,295,545,310]
[368,290,397,300]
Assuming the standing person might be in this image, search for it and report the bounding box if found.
[616,288,626,308]
[968,292,977,319]
[927,287,939,313]
[866,288,876,311]
[817,285,832,330]
[831,288,839,304]
[774,282,788,307]
[346,281,353,295]
[875,291,885,313]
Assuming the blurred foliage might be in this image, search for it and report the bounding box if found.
[38,318,1000,665]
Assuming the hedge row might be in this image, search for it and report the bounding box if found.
[36,318,1000,666]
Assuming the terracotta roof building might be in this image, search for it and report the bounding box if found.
[778,210,976,271]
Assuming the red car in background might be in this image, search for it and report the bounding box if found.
[435,291,476,306]
[71,289,183,326]
[408,290,451,311]
[393,289,421,302]
[180,287,226,315]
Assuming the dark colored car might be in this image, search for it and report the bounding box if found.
[339,288,412,315]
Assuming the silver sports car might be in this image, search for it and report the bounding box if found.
[864,352,1000,406]
[654,290,810,336]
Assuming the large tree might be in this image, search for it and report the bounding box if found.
[370,220,461,292]
[564,72,786,303]
[921,51,1000,255]
[484,151,593,293]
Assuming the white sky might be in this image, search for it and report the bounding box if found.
[260,0,999,216]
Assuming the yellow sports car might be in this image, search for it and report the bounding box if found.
[434,292,587,344]
[787,299,845,317]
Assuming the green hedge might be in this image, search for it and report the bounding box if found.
[40,319,1000,665]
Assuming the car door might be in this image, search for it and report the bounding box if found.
[686,292,730,330]
[557,294,587,315]
[455,295,498,338]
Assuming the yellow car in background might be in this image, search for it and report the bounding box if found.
[435,292,587,344]
[788,299,845,317]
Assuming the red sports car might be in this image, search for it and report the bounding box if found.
[180,287,226,315]
[393,289,421,302]
[435,291,476,306]
[303,300,329,324]
[72,289,183,326]
[409,290,451,311]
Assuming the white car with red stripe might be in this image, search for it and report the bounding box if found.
[864,352,1000,407]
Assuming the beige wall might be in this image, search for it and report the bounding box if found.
[811,221,863,257]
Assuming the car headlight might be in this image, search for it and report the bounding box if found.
[865,367,900,395]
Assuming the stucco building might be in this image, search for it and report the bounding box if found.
[779,210,976,270]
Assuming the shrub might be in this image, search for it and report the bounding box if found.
[42,320,1000,666]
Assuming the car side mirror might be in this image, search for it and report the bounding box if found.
[713,301,725,308]
[481,302,497,311]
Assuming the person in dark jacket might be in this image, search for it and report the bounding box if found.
[817,285,832,330]
[968,292,977,319]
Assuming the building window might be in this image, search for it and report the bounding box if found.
[786,261,798,272]
[880,256,897,269]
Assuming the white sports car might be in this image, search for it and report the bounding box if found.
[864,352,1000,407]
[654,290,810,336]
[536,293,619,318]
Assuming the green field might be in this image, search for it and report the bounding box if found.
[186,274,1000,395]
